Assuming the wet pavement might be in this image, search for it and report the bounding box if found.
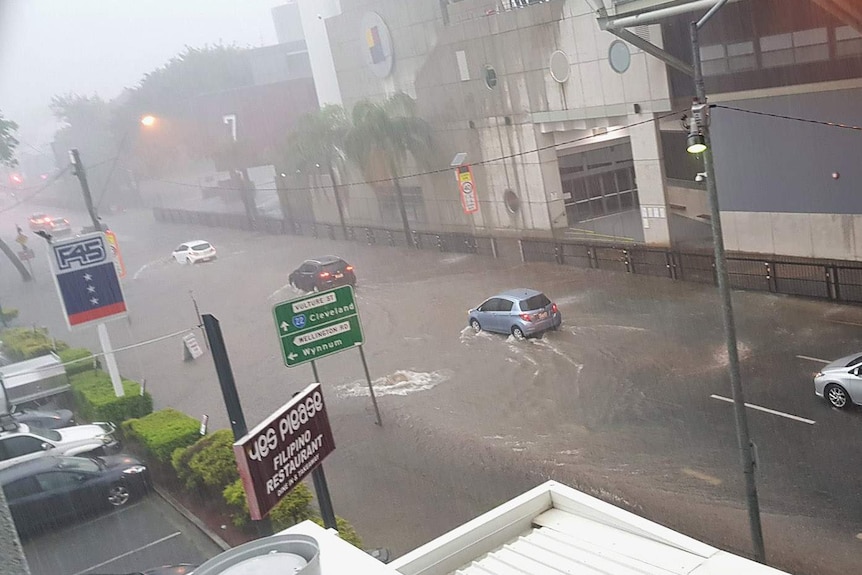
[3,201,862,574]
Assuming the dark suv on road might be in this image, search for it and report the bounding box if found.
[289,256,356,292]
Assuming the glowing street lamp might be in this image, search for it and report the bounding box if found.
[140,115,157,128]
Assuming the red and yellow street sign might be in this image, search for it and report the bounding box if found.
[456,164,479,215]
[104,230,126,278]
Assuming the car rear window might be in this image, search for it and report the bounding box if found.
[520,294,551,311]
[192,243,212,251]
[322,261,347,273]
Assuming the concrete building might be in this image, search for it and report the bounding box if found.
[303,0,862,260]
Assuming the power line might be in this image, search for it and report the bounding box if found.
[713,104,862,132]
[0,166,70,214]
[143,109,687,194]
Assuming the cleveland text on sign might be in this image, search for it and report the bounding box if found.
[272,285,364,367]
[233,383,335,519]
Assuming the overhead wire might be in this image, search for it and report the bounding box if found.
[712,104,862,132]
[142,108,689,194]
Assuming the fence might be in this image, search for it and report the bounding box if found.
[153,207,862,306]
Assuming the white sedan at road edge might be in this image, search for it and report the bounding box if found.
[172,240,217,264]
[813,352,862,409]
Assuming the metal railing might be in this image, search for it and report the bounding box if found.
[153,207,862,305]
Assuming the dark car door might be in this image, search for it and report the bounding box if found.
[33,471,90,525]
[4,476,45,533]
[300,262,320,291]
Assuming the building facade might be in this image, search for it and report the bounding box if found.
[305,0,862,259]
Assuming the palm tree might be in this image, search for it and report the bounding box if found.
[344,92,432,247]
[285,105,350,237]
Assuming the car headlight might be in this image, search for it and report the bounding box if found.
[814,372,823,379]
[123,465,147,475]
[101,436,114,444]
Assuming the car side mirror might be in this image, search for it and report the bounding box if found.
[41,443,51,451]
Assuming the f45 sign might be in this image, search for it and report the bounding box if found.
[54,237,107,270]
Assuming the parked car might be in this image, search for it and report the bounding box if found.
[172,240,217,264]
[28,213,52,232]
[10,407,75,429]
[289,256,356,292]
[468,289,562,339]
[0,422,120,470]
[1,454,150,535]
[814,352,862,408]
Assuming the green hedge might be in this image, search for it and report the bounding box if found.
[172,429,239,491]
[0,308,18,323]
[58,347,100,376]
[122,408,200,463]
[70,371,152,424]
[0,327,68,361]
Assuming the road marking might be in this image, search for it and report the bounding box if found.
[796,355,830,364]
[828,319,862,327]
[681,467,722,486]
[72,531,181,575]
[710,394,816,425]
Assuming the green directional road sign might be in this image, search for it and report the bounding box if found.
[273,285,364,367]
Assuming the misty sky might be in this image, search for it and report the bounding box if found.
[0,0,280,150]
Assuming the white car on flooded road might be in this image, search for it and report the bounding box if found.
[0,422,121,471]
[172,240,217,264]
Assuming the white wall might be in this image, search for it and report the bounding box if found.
[298,0,343,106]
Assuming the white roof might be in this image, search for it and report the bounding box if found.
[0,354,65,387]
[278,520,401,574]
[390,481,789,575]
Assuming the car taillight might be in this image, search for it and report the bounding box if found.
[345,265,354,271]
[320,272,331,278]
[551,303,558,314]
[520,313,533,322]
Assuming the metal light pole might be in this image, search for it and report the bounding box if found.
[690,7,766,563]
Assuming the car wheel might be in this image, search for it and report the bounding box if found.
[107,483,131,507]
[512,326,525,340]
[470,318,481,332]
[825,384,850,409]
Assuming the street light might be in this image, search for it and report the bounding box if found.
[140,114,157,128]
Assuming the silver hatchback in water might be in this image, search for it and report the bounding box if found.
[468,288,562,339]
[813,352,862,409]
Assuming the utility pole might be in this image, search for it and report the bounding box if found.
[202,314,272,536]
[689,2,766,563]
[69,149,102,232]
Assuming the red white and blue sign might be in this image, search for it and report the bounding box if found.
[49,233,127,329]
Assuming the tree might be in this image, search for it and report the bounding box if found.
[285,105,351,236]
[0,111,31,282]
[0,110,19,168]
[344,92,433,247]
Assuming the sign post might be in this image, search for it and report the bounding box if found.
[456,164,479,215]
[48,232,127,396]
[273,286,381,424]
[233,383,336,521]
[273,285,363,367]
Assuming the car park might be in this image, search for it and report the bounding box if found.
[10,407,75,429]
[172,240,217,264]
[1,454,150,535]
[814,352,862,409]
[0,421,120,470]
[289,256,356,292]
[468,289,562,339]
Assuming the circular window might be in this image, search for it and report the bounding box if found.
[549,50,570,83]
[608,40,631,74]
[484,65,498,89]
[503,190,520,214]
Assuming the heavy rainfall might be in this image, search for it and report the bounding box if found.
[1,1,861,574]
